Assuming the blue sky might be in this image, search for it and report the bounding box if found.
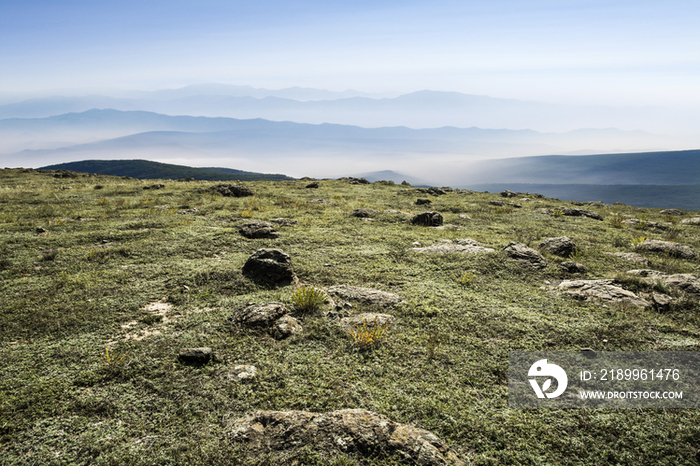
[2,0,699,106]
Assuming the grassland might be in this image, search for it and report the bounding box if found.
[1,168,700,465]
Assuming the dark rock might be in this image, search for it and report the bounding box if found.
[544,207,604,220]
[351,208,377,218]
[143,184,165,190]
[501,190,518,198]
[570,201,585,206]
[635,240,695,259]
[178,347,213,364]
[35,227,47,233]
[586,201,606,207]
[238,222,279,239]
[229,302,290,328]
[230,409,465,466]
[411,211,443,227]
[613,202,626,206]
[539,236,577,257]
[305,181,319,188]
[503,242,547,269]
[489,199,505,206]
[210,183,254,197]
[53,170,78,178]
[347,177,370,185]
[242,248,297,287]
[416,198,432,205]
[401,180,411,186]
[558,261,588,274]
[660,209,685,216]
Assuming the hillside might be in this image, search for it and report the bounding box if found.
[39,159,294,182]
[1,168,700,465]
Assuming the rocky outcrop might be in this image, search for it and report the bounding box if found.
[503,242,547,269]
[242,249,297,287]
[634,240,695,259]
[229,409,464,465]
[539,236,577,257]
[558,280,650,308]
[627,270,700,294]
[327,285,402,308]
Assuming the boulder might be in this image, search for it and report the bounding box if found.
[558,280,650,308]
[411,211,443,227]
[229,302,290,328]
[229,409,464,466]
[242,249,297,287]
[501,190,518,198]
[503,242,547,269]
[652,293,673,312]
[210,183,254,197]
[327,285,402,308]
[351,208,377,218]
[238,222,279,239]
[539,236,577,257]
[635,240,695,259]
[627,270,700,294]
[271,315,303,340]
[416,198,432,205]
[178,347,214,364]
[305,181,319,188]
[558,261,587,274]
[408,239,495,255]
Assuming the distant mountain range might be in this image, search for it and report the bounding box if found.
[40,159,293,181]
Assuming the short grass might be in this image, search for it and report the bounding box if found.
[2,168,700,465]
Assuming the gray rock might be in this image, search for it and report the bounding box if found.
[210,183,254,197]
[230,409,465,466]
[627,270,700,294]
[411,211,443,227]
[660,209,685,216]
[558,261,587,274]
[603,252,652,266]
[635,240,695,259]
[558,280,650,308]
[229,302,290,328]
[242,248,297,287]
[227,365,258,382]
[503,242,547,269]
[143,183,165,190]
[408,239,495,255]
[622,219,671,231]
[178,347,214,364]
[539,236,577,257]
[327,285,402,308]
[339,313,396,332]
[680,217,700,225]
[271,315,303,340]
[542,208,604,220]
[270,217,298,226]
[238,222,280,239]
[489,199,505,206]
[652,293,673,312]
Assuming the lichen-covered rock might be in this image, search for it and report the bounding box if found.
[539,236,577,257]
[503,242,547,269]
[622,219,671,231]
[271,315,303,340]
[635,240,695,259]
[229,302,290,328]
[229,409,464,466]
[327,285,402,308]
[627,270,700,294]
[411,211,443,227]
[242,248,297,287]
[558,280,650,308]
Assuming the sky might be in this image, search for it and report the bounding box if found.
[1,0,699,106]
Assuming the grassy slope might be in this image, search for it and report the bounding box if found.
[1,168,700,465]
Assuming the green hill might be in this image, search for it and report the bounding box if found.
[1,167,699,465]
[40,159,295,181]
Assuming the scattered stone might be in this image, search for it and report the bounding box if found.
[351,208,377,218]
[143,184,165,190]
[242,249,297,287]
[305,181,319,188]
[603,252,651,266]
[411,211,443,227]
[681,217,700,225]
[489,199,505,206]
[210,183,254,197]
[622,218,671,231]
[539,236,577,257]
[229,303,290,328]
[227,365,258,382]
[627,270,700,294]
[238,222,280,239]
[270,218,298,226]
[558,280,650,309]
[501,190,517,198]
[271,315,303,340]
[503,242,547,269]
[635,240,695,259]
[327,285,402,308]
[541,208,604,220]
[178,347,214,364]
[408,239,495,255]
[660,209,685,216]
[652,293,673,312]
[416,198,432,205]
[559,261,588,274]
[229,409,465,466]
